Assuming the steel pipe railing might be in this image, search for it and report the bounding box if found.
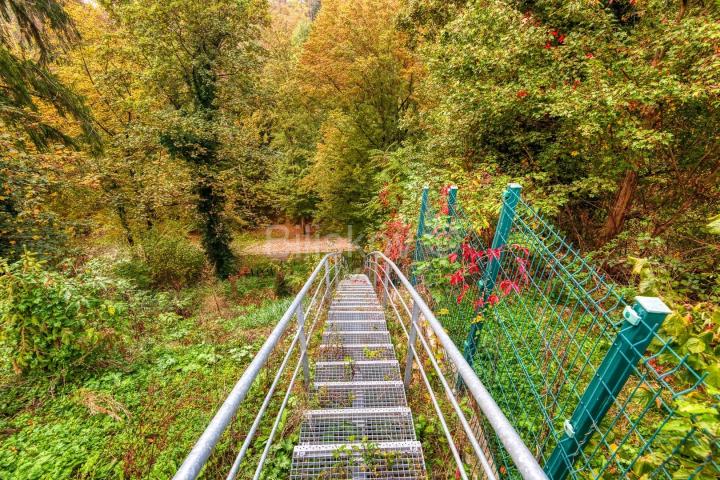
[365,251,548,480]
[173,253,343,480]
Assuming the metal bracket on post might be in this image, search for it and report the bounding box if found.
[462,183,522,367]
[412,186,430,286]
[295,303,311,389]
[404,301,421,388]
[544,296,671,480]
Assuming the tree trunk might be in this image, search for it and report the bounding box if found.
[598,170,638,245]
[195,174,235,279]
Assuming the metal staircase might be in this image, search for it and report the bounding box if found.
[290,274,427,479]
[174,254,545,480]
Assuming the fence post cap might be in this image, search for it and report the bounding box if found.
[634,296,672,315]
[507,182,522,190]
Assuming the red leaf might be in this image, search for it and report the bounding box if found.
[499,279,520,296]
[457,284,470,304]
[448,253,458,263]
[487,247,502,260]
[474,298,485,310]
[487,294,500,306]
[517,89,528,99]
[511,243,529,256]
[449,269,465,286]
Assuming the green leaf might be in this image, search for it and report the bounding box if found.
[684,337,706,354]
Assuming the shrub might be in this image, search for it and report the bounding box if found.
[113,258,152,290]
[140,230,205,289]
[0,254,123,375]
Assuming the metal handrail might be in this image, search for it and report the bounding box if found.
[173,253,343,480]
[366,251,548,480]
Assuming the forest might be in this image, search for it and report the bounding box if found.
[0,0,718,478]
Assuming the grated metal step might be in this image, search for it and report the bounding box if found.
[299,407,416,444]
[314,360,401,382]
[314,381,407,408]
[329,306,385,313]
[329,311,385,321]
[291,442,426,479]
[317,344,396,361]
[322,331,392,345]
[325,320,388,332]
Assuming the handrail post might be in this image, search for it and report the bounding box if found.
[544,296,671,479]
[324,260,332,304]
[295,303,311,389]
[462,183,522,366]
[382,260,390,306]
[412,186,430,286]
[404,300,421,388]
[333,254,340,285]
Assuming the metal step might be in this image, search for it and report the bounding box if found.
[314,381,407,408]
[314,360,401,382]
[291,441,426,479]
[329,306,384,312]
[329,311,385,321]
[317,344,396,361]
[322,331,392,345]
[325,320,387,332]
[300,407,416,444]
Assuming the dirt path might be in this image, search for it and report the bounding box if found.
[241,230,356,258]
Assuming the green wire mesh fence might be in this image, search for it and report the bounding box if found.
[411,184,719,480]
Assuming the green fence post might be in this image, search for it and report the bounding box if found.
[544,296,672,479]
[411,186,430,286]
[462,183,522,365]
[447,185,458,214]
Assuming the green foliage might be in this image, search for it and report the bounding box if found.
[137,229,206,290]
[0,136,72,262]
[101,0,270,278]
[0,0,100,150]
[0,260,295,478]
[112,258,152,291]
[629,257,720,390]
[0,254,123,375]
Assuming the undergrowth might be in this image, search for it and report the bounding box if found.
[0,254,316,479]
